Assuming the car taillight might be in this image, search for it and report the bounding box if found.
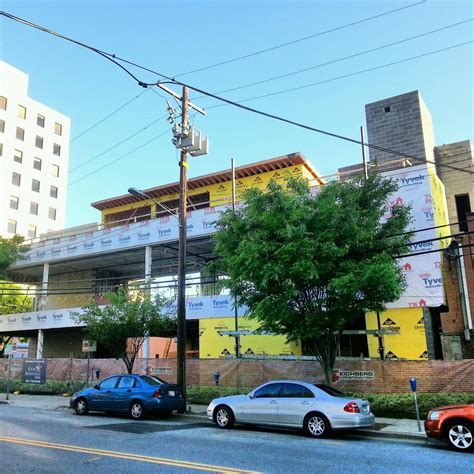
[152,389,162,398]
[344,401,360,413]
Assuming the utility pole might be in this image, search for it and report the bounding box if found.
[155,82,208,399]
[177,86,189,397]
[231,158,240,358]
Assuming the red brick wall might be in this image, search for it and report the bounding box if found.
[2,358,473,393]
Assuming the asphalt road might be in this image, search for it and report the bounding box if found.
[0,404,471,473]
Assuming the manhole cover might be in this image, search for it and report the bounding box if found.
[86,422,211,434]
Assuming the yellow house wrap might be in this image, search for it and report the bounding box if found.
[199,317,302,359]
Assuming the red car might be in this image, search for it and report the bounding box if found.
[425,403,474,452]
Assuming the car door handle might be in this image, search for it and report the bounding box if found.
[126,389,132,392]
[270,400,278,405]
[106,390,111,393]
[301,401,310,405]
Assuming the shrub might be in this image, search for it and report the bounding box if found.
[0,378,87,395]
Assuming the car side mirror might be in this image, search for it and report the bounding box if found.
[248,392,254,399]
[94,384,100,390]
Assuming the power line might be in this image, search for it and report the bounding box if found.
[0,10,154,85]
[203,41,473,109]
[71,89,149,142]
[3,10,472,178]
[68,127,171,186]
[199,19,473,97]
[173,0,427,77]
[69,114,167,173]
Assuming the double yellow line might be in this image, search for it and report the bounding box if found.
[0,436,261,473]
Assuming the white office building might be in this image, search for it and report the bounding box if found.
[0,61,70,239]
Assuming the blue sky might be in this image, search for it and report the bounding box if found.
[1,0,473,228]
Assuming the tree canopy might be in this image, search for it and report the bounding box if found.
[0,235,28,278]
[214,174,413,383]
[75,287,176,374]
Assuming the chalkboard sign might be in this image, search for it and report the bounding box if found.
[22,359,47,384]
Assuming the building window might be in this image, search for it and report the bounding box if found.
[33,157,42,170]
[455,194,472,232]
[27,225,37,239]
[384,106,391,113]
[51,164,59,177]
[37,114,45,127]
[9,196,19,210]
[55,122,62,136]
[30,202,39,215]
[14,149,23,163]
[32,179,40,192]
[12,172,21,186]
[16,127,25,141]
[0,119,5,133]
[53,143,61,156]
[49,207,57,220]
[7,220,17,234]
[18,105,27,119]
[0,96,7,110]
[50,185,58,198]
[35,135,44,149]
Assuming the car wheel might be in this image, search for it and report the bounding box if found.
[74,398,88,416]
[214,405,235,429]
[446,421,474,452]
[305,413,330,438]
[129,400,145,420]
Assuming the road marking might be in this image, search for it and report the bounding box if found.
[0,436,260,474]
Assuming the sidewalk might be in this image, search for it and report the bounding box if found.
[1,394,427,440]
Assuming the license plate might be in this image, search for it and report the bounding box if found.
[168,390,175,397]
[362,406,369,414]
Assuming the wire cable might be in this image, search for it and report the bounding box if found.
[198,19,474,97]
[3,10,472,177]
[68,127,171,186]
[0,10,156,85]
[69,114,167,173]
[173,0,427,77]
[71,89,149,142]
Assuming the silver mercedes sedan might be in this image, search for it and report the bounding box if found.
[207,380,375,437]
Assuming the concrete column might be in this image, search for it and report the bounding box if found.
[38,263,49,310]
[143,246,152,359]
[36,329,44,359]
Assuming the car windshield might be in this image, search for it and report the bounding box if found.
[315,384,348,397]
[139,375,167,386]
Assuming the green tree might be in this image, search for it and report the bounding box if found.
[0,235,31,357]
[0,281,33,356]
[0,235,28,278]
[214,175,413,384]
[75,287,176,373]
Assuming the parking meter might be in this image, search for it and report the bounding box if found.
[409,377,421,432]
[214,371,220,386]
[95,369,101,380]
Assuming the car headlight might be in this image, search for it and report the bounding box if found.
[428,411,440,421]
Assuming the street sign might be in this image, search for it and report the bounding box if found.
[82,339,97,352]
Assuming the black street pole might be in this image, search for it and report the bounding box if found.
[177,85,188,398]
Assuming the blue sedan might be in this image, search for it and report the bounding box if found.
[70,374,186,420]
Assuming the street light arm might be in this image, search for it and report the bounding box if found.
[128,187,179,220]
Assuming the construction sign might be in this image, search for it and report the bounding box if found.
[199,317,301,359]
[365,308,427,360]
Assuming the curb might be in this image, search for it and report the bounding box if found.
[349,429,427,442]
